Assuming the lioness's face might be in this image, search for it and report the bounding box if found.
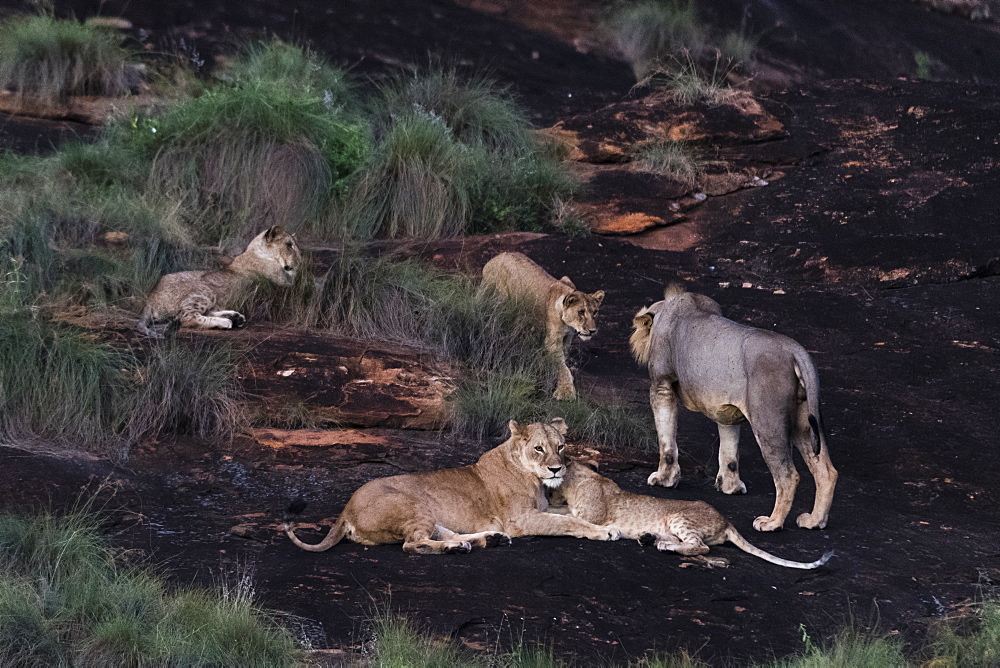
[560,291,605,341]
[509,418,569,488]
[252,225,302,287]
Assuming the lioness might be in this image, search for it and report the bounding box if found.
[138,225,301,338]
[631,285,838,532]
[550,462,833,569]
[284,419,621,555]
[481,252,604,400]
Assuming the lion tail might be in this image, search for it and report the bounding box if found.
[724,526,833,569]
[284,517,348,552]
[630,306,656,366]
[792,347,827,457]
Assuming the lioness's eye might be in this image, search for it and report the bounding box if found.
[558,445,565,451]
[534,446,544,453]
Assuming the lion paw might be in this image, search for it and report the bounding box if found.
[753,516,784,532]
[444,541,472,554]
[552,386,577,401]
[638,533,657,546]
[485,533,512,548]
[227,312,247,329]
[715,475,747,495]
[598,527,621,541]
[647,468,681,488]
[796,512,827,530]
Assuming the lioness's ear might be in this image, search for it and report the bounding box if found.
[590,290,605,307]
[264,225,283,242]
[550,417,568,436]
[508,420,523,439]
[559,276,576,289]
[563,293,580,308]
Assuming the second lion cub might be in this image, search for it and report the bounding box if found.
[481,252,604,400]
[551,462,833,569]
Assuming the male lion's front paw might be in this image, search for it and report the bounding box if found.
[647,468,681,488]
[796,512,827,530]
[753,516,784,532]
[715,474,747,495]
[227,312,247,329]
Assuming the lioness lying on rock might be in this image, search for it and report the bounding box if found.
[138,225,301,338]
[481,252,604,400]
[550,462,833,569]
[631,284,838,532]
[284,419,621,555]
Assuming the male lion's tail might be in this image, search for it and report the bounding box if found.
[792,347,827,457]
[283,501,348,552]
[630,306,656,366]
[724,526,834,569]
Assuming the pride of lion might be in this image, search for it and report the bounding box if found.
[140,239,835,566]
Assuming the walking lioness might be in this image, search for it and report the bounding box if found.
[631,285,838,532]
[550,462,833,569]
[481,252,604,400]
[139,226,301,337]
[284,419,620,555]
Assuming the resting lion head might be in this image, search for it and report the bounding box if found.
[557,280,604,341]
[508,418,569,488]
[245,225,303,287]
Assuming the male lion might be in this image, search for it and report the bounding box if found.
[630,285,838,532]
[481,252,604,400]
[284,419,621,555]
[138,225,301,338]
[550,462,833,569]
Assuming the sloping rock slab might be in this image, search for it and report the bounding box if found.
[573,164,689,235]
[242,329,455,430]
[546,90,786,164]
[0,91,160,125]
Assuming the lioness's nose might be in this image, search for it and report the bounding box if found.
[548,466,562,474]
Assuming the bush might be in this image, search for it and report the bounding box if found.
[604,0,708,78]
[0,13,138,106]
[0,510,301,666]
[119,78,369,242]
[339,67,575,239]
[927,602,1000,667]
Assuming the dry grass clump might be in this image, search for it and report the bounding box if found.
[635,140,702,186]
[0,13,138,106]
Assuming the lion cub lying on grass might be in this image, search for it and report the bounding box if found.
[481,252,604,400]
[550,462,833,569]
[139,225,301,337]
[284,419,620,555]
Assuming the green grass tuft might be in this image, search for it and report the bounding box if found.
[0,510,301,666]
[636,140,702,186]
[605,0,708,78]
[0,12,138,106]
[927,601,1000,667]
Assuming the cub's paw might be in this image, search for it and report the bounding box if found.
[485,533,512,548]
[444,541,472,554]
[601,527,621,541]
[647,468,681,488]
[227,312,247,329]
[752,516,784,532]
[638,533,657,547]
[796,512,827,530]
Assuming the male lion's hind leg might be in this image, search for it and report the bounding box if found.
[750,419,800,533]
[792,421,838,530]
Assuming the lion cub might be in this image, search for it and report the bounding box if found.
[139,225,301,337]
[551,462,833,569]
[481,252,604,400]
